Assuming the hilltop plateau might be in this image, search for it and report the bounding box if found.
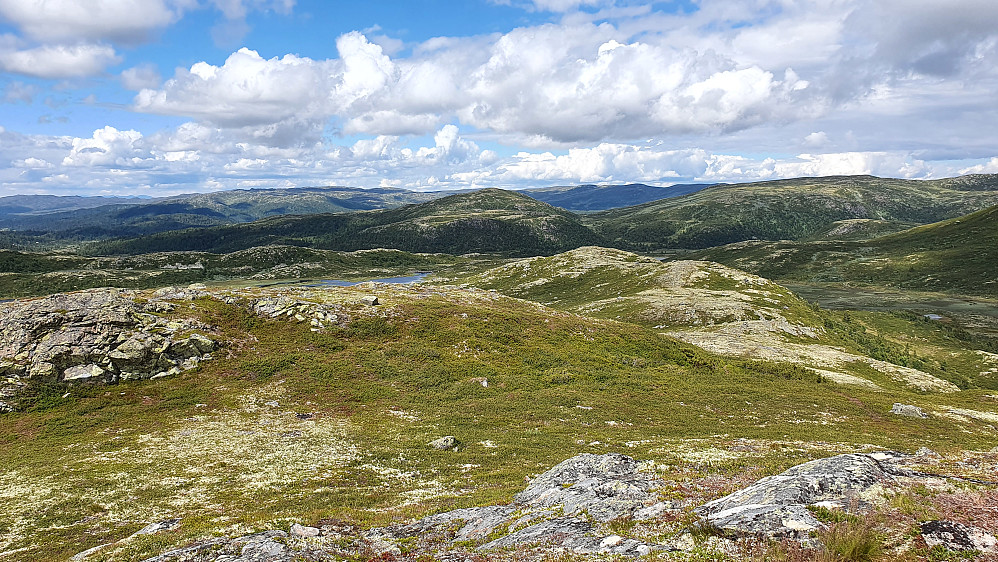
[3,246,998,561]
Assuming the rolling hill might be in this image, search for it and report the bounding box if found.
[589,174,998,250]
[689,204,998,297]
[89,189,604,257]
[522,182,710,211]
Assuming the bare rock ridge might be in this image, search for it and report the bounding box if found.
[0,288,216,411]
[137,451,979,561]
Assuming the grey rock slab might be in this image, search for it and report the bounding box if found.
[514,452,661,522]
[369,453,668,557]
[62,363,106,382]
[891,403,929,418]
[696,452,903,539]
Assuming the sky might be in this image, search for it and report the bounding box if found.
[1,0,998,197]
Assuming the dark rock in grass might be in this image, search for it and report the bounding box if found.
[695,452,905,540]
[921,520,998,553]
[428,435,461,450]
[891,403,929,418]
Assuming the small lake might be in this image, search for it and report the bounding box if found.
[306,272,432,287]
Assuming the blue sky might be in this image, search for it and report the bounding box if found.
[1,0,997,196]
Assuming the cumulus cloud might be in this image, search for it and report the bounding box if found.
[0,0,188,43]
[0,43,121,78]
[62,126,144,167]
[133,24,816,144]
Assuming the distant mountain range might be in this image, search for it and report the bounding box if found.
[0,182,703,244]
[88,189,604,257]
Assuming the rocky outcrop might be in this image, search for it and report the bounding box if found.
[0,288,217,410]
[137,453,671,561]
[695,452,904,540]
[251,296,344,330]
[139,450,975,561]
[371,453,670,556]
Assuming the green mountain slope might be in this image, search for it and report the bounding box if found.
[0,187,441,242]
[690,204,998,297]
[522,182,710,211]
[589,174,998,250]
[89,189,604,257]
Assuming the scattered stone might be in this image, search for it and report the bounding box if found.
[428,435,460,451]
[915,447,941,458]
[135,518,181,535]
[359,295,379,306]
[290,523,321,538]
[921,520,998,553]
[891,403,929,418]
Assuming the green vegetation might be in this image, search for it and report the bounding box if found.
[590,174,998,250]
[690,204,998,298]
[85,189,604,257]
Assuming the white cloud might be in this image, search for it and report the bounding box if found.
[62,126,144,167]
[0,0,189,43]
[121,63,162,90]
[959,157,998,175]
[0,43,121,78]
[136,48,327,125]
[2,81,38,103]
[803,132,829,148]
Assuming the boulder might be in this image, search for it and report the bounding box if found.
[891,403,929,418]
[695,452,903,540]
[370,453,669,556]
[428,435,460,450]
[921,520,997,553]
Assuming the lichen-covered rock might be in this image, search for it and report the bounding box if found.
[891,403,929,418]
[251,296,343,330]
[921,520,998,553]
[0,289,217,409]
[695,452,903,540]
[371,453,669,556]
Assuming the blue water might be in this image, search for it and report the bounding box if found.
[307,272,431,287]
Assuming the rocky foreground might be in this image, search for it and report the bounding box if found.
[123,451,995,561]
[0,287,218,412]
